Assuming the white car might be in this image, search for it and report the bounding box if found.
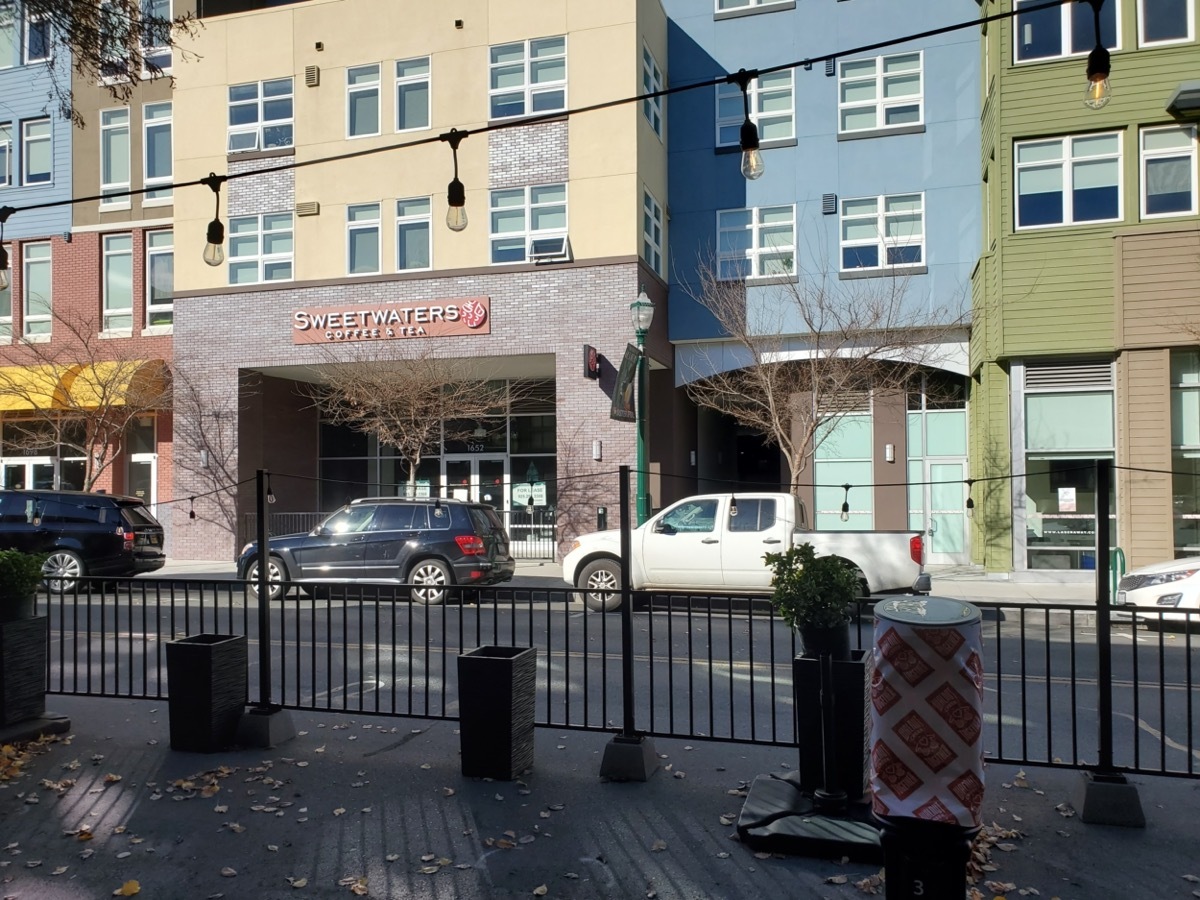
[1115,557,1200,624]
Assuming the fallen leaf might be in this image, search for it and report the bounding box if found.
[104,774,123,784]
[287,876,308,888]
[442,787,455,797]
[333,808,346,816]
[267,845,279,852]
[533,886,548,896]
[52,866,68,875]
[1185,875,1200,884]
[420,866,440,874]
[385,854,399,862]
[650,839,667,852]
[221,867,237,877]
[825,875,849,885]
[113,881,141,896]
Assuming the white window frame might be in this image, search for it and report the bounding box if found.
[346,63,381,139]
[100,107,130,208]
[102,234,134,333]
[0,243,10,340]
[346,203,381,276]
[227,212,294,285]
[141,0,172,74]
[715,0,792,11]
[145,229,173,328]
[227,78,294,153]
[22,242,52,338]
[0,8,15,70]
[837,51,923,136]
[642,45,664,138]
[1013,0,1121,63]
[715,205,797,281]
[20,118,51,186]
[1138,0,1195,46]
[395,56,431,133]
[643,189,664,276]
[488,184,568,265]
[395,197,432,272]
[717,69,795,147]
[143,101,172,204]
[0,123,10,187]
[839,193,926,272]
[1014,132,1124,230]
[488,36,567,120]
[23,10,49,64]
[1140,125,1198,219]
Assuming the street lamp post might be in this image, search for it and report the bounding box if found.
[630,289,655,525]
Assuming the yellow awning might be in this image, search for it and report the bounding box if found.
[0,360,168,413]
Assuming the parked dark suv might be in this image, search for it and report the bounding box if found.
[236,497,516,604]
[0,489,166,592]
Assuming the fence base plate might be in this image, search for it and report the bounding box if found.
[1077,771,1145,828]
[235,706,296,749]
[599,733,658,782]
[737,771,882,863]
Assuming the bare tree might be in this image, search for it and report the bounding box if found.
[0,309,170,489]
[3,0,199,126]
[680,262,966,491]
[305,343,513,497]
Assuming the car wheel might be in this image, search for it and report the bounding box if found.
[410,559,452,605]
[578,559,623,612]
[247,556,287,601]
[43,550,85,594]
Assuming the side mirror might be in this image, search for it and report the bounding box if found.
[653,520,675,535]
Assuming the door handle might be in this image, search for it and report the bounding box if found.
[762,538,782,544]
[701,538,719,544]
[928,519,937,534]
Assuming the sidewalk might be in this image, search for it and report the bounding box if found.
[2,695,1195,899]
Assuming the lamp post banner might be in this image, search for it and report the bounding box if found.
[609,343,639,422]
[292,297,490,344]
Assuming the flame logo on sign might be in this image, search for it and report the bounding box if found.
[459,299,488,329]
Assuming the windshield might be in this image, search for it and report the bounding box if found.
[320,505,376,534]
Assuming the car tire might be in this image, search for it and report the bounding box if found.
[578,559,623,612]
[43,550,85,594]
[247,556,288,602]
[410,559,452,605]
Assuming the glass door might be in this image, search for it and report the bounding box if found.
[129,453,157,514]
[925,460,970,566]
[442,456,508,505]
[2,459,55,490]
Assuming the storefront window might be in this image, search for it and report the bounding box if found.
[1171,349,1200,557]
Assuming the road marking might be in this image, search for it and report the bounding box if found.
[1113,711,1200,764]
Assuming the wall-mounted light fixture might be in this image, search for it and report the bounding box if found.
[200,448,210,468]
[592,440,603,461]
[884,443,895,464]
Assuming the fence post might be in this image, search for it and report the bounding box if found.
[599,464,657,781]
[1077,458,1143,826]
[235,468,296,748]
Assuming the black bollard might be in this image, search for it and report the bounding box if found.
[877,817,979,900]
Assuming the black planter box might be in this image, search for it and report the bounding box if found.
[458,645,537,780]
[794,649,872,800]
[0,615,48,726]
[166,634,248,753]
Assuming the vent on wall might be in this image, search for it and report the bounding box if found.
[825,58,836,76]
[822,193,838,215]
[1025,361,1114,390]
[295,201,321,217]
[304,65,320,87]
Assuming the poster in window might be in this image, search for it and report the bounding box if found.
[609,343,639,422]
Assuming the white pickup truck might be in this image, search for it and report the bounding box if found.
[562,492,929,610]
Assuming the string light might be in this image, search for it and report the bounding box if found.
[188,497,196,519]
[200,173,228,266]
[265,472,276,504]
[1083,0,1111,109]
[441,128,469,232]
[729,495,739,517]
[728,69,765,180]
[965,478,975,519]
[840,483,851,523]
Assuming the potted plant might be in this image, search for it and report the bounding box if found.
[0,549,47,622]
[764,542,860,661]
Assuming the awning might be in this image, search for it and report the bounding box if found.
[0,360,168,413]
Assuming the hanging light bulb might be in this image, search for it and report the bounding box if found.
[189,497,196,520]
[441,128,470,232]
[965,479,976,519]
[200,173,228,266]
[1083,0,1111,109]
[840,483,851,523]
[728,68,765,180]
[266,472,276,505]
[729,495,738,518]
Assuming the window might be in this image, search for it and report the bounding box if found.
[396,197,431,271]
[347,63,380,138]
[1140,0,1193,44]
[21,118,51,185]
[840,193,925,271]
[643,190,663,276]
[99,0,171,79]
[0,5,15,69]
[103,234,134,332]
[0,123,10,186]
[717,70,794,146]
[143,101,172,203]
[347,203,381,275]
[22,242,51,337]
[838,52,922,135]
[395,57,430,132]
[489,36,566,119]
[716,0,791,11]
[227,78,293,153]
[100,108,130,206]
[141,0,172,72]
[642,46,663,137]
[228,212,293,284]
[489,184,567,264]
[1014,0,1117,62]
[146,230,173,327]
[0,244,9,339]
[716,205,795,280]
[23,11,49,64]
[727,498,777,532]
[1141,125,1196,217]
[1015,133,1122,228]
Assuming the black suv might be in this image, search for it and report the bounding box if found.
[236,497,516,604]
[0,489,166,592]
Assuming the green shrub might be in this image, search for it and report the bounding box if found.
[0,549,48,602]
[763,542,860,630]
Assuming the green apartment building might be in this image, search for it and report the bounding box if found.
[972,0,1200,574]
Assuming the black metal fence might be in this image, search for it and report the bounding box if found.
[39,577,1199,780]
